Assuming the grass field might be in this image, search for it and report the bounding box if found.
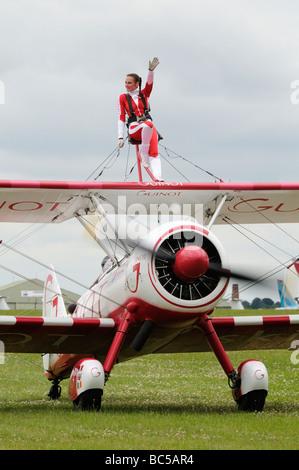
[0,310,298,450]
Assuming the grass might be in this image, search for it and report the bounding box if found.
[0,309,298,450]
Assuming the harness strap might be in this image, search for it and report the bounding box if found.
[125,92,162,144]
[126,92,151,126]
[139,91,150,114]
[126,93,136,117]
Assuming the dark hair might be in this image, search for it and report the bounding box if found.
[127,73,142,89]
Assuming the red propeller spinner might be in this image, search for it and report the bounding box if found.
[172,245,209,282]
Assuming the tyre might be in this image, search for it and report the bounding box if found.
[73,389,102,411]
[48,382,61,400]
[237,390,267,412]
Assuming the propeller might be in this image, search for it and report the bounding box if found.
[154,243,255,283]
[207,264,255,281]
[130,241,254,352]
[80,212,256,283]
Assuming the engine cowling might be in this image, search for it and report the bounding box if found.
[145,222,230,314]
[148,223,229,310]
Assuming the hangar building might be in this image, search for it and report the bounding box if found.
[0,278,80,311]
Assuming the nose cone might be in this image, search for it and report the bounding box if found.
[172,245,209,282]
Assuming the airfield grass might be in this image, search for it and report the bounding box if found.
[0,309,298,450]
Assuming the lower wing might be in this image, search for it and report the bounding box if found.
[0,314,298,362]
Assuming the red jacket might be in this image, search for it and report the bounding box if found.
[118,70,154,139]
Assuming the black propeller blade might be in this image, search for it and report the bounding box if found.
[207,263,256,282]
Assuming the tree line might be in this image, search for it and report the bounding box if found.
[242,298,281,309]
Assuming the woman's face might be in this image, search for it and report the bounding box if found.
[125,75,139,92]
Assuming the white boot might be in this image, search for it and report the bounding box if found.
[149,156,162,181]
[140,151,149,168]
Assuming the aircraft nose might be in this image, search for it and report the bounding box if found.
[172,245,209,282]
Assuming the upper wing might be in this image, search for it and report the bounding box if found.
[0,180,299,224]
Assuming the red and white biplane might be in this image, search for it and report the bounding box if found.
[0,146,298,411]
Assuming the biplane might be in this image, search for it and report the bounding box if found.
[0,145,298,412]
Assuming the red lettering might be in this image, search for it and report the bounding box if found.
[52,296,58,317]
[8,201,43,211]
[46,202,70,211]
[136,191,182,197]
[128,263,140,293]
[228,198,272,213]
[228,198,299,214]
[0,201,70,212]
[274,203,299,213]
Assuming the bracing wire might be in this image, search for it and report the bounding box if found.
[123,143,137,181]
[0,220,49,253]
[85,139,224,184]
[221,215,299,297]
[159,143,224,182]
[0,240,124,309]
[236,198,299,245]
[85,146,120,181]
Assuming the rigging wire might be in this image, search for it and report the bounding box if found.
[159,143,223,182]
[0,223,48,258]
[0,241,124,308]
[223,216,297,259]
[237,198,299,245]
[0,259,117,316]
[124,141,137,181]
[85,139,224,184]
[221,216,299,297]
[159,149,190,182]
[237,260,295,297]
[85,146,120,181]
[0,262,78,307]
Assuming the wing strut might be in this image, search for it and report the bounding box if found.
[75,213,119,265]
[90,195,131,255]
[197,313,239,388]
[206,194,228,230]
[103,302,137,381]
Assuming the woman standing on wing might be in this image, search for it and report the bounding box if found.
[117,57,162,181]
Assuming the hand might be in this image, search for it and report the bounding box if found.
[149,57,159,71]
[118,138,124,148]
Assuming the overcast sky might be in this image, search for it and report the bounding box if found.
[0,0,299,303]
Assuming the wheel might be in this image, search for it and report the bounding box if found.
[73,389,102,411]
[237,390,267,412]
[48,380,62,400]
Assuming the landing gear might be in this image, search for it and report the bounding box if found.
[232,360,268,412]
[68,358,105,411]
[66,306,136,411]
[197,315,268,412]
[48,379,62,400]
[72,389,103,411]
